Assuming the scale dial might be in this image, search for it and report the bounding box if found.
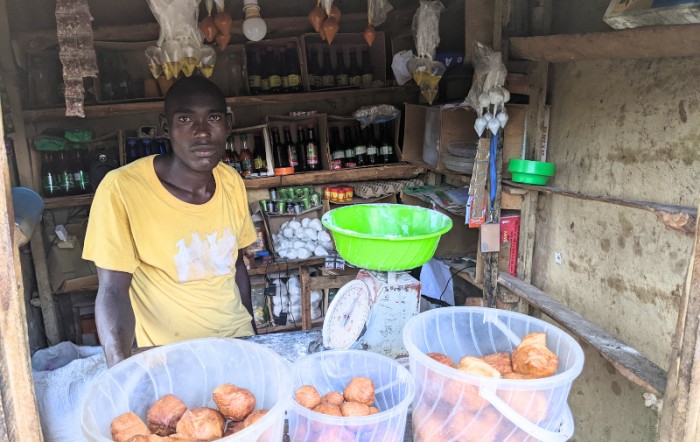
[322,280,372,349]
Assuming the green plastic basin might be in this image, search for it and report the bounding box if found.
[511,172,551,185]
[508,159,556,176]
[321,204,453,271]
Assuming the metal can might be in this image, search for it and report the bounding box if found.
[293,202,302,214]
[259,199,269,212]
[330,188,339,202]
[285,201,294,214]
[269,200,278,213]
[301,196,311,210]
[323,186,332,200]
[269,188,278,201]
[310,192,322,207]
[344,186,354,201]
[336,190,346,203]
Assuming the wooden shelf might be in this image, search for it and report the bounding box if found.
[22,87,415,122]
[244,163,426,189]
[256,317,324,335]
[504,181,697,235]
[410,159,471,183]
[498,272,667,397]
[247,257,325,276]
[43,194,94,210]
[510,24,700,62]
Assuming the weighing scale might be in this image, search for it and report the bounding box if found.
[318,204,452,359]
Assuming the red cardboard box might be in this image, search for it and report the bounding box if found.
[499,214,521,276]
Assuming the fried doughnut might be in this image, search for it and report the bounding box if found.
[111,412,150,442]
[427,352,456,368]
[313,403,343,417]
[241,409,268,429]
[212,384,256,421]
[479,352,514,375]
[340,401,370,417]
[296,385,322,409]
[520,332,547,347]
[321,391,345,406]
[174,407,224,441]
[512,344,558,378]
[343,377,375,406]
[146,394,187,436]
[368,406,380,415]
[458,356,502,378]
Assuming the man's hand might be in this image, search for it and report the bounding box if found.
[235,250,257,334]
[95,267,135,367]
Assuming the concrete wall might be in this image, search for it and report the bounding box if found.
[534,2,699,440]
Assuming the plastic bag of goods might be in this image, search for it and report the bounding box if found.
[403,307,583,442]
[32,342,107,442]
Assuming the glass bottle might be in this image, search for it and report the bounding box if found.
[365,125,378,165]
[247,50,262,95]
[354,125,368,166]
[321,49,335,89]
[279,47,289,92]
[126,138,139,163]
[295,125,308,172]
[305,124,320,171]
[29,55,53,106]
[361,50,374,87]
[58,150,76,196]
[379,122,395,164]
[228,53,244,96]
[271,127,288,169]
[222,135,235,165]
[334,48,349,87]
[259,49,270,94]
[41,152,60,198]
[348,48,362,87]
[266,46,282,94]
[231,144,242,173]
[253,133,267,176]
[142,138,154,156]
[239,134,253,177]
[343,126,356,167]
[329,126,345,170]
[283,126,299,171]
[307,48,320,91]
[73,147,91,194]
[285,43,302,93]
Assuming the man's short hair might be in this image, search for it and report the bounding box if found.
[163,75,226,121]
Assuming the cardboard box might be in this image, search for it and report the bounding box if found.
[604,0,700,29]
[499,213,521,276]
[231,124,274,177]
[328,114,402,163]
[401,192,480,257]
[300,32,386,92]
[262,207,324,258]
[46,223,98,293]
[265,113,329,171]
[402,103,478,175]
[245,37,303,93]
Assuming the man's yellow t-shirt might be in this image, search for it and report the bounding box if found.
[82,155,257,346]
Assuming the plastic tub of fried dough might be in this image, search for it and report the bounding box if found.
[403,307,584,442]
[80,337,291,441]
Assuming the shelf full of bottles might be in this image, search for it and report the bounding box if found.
[327,120,398,169]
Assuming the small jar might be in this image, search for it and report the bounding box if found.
[323,186,332,200]
[330,188,339,202]
[344,186,353,201]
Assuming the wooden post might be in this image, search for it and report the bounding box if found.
[0,103,43,442]
[299,265,311,331]
[658,198,700,441]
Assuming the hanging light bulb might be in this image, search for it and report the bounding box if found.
[242,0,267,41]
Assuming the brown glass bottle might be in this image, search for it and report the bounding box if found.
[239,134,253,177]
[271,127,288,169]
[253,133,267,176]
[329,126,345,170]
[295,126,308,172]
[305,124,320,171]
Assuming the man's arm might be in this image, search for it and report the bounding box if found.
[235,250,257,334]
[95,267,135,367]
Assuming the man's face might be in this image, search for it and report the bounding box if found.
[160,93,231,173]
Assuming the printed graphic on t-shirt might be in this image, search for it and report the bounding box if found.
[174,228,237,282]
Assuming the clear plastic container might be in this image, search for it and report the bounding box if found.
[442,153,475,174]
[287,350,415,442]
[403,307,584,442]
[80,338,291,442]
[422,106,440,166]
[445,139,479,158]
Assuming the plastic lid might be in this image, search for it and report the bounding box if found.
[322,279,371,349]
[273,167,295,176]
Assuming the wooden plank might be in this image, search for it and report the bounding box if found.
[308,274,356,292]
[22,86,415,122]
[505,180,697,236]
[498,272,667,397]
[659,199,700,441]
[244,163,425,190]
[247,257,324,276]
[0,71,43,440]
[30,228,61,344]
[43,194,94,210]
[504,72,529,95]
[510,24,700,62]
[299,266,311,331]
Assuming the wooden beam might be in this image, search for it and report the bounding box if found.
[659,198,700,440]
[510,24,700,62]
[505,180,697,236]
[498,272,667,397]
[0,67,43,441]
[299,266,311,331]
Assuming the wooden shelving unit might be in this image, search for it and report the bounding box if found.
[22,87,414,122]
[510,24,700,62]
[504,180,697,235]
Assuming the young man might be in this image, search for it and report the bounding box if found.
[83,76,256,367]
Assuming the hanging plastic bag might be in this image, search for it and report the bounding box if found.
[353,104,401,128]
[368,0,393,26]
[408,1,446,104]
[391,50,414,86]
[467,42,511,136]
